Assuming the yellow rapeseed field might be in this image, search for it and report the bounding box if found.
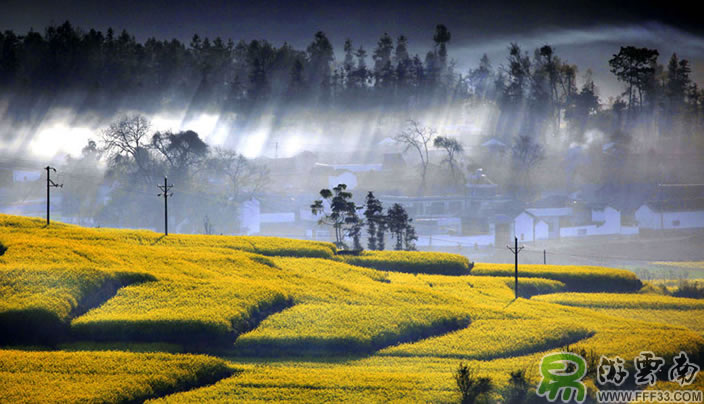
[533,292,704,310]
[2,213,703,402]
[0,349,233,403]
[340,250,472,275]
[472,262,642,292]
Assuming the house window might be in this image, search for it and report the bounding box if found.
[672,220,680,227]
[449,201,462,213]
[520,233,525,240]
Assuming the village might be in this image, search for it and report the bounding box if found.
[3,133,703,270]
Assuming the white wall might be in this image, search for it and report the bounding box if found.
[621,226,639,235]
[663,211,704,229]
[635,205,660,229]
[535,221,549,240]
[328,171,358,190]
[514,212,534,242]
[592,206,621,234]
[634,205,704,230]
[560,225,597,238]
[240,198,261,234]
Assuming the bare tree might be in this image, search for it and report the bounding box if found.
[101,114,155,182]
[511,135,545,197]
[102,115,151,164]
[511,135,545,169]
[433,136,464,185]
[395,120,436,194]
[208,147,269,202]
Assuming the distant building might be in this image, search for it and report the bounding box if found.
[635,199,704,230]
[240,198,261,234]
[634,184,704,230]
[328,171,358,190]
[379,195,468,218]
[561,205,633,237]
[512,211,549,242]
[313,162,383,173]
[13,170,41,182]
[481,138,507,154]
[524,195,573,239]
[465,168,498,198]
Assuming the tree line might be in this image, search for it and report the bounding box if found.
[58,114,268,233]
[311,184,417,251]
[2,21,703,144]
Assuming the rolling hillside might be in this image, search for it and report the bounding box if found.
[0,214,702,402]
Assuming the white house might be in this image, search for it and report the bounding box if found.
[481,138,507,154]
[240,198,300,235]
[560,205,638,237]
[591,206,621,234]
[635,200,704,230]
[513,211,549,242]
[328,171,358,190]
[240,198,261,234]
[526,207,571,239]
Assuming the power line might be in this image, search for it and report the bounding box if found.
[157,177,173,236]
[506,236,525,299]
[45,166,62,225]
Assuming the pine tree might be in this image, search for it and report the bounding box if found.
[387,203,410,250]
[364,192,383,250]
[310,184,358,249]
[404,221,418,251]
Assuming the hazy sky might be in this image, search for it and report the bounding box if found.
[2,0,703,99]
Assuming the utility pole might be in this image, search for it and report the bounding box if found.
[507,236,524,299]
[157,177,173,235]
[544,249,547,265]
[45,166,63,226]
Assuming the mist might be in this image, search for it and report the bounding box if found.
[1,20,704,280]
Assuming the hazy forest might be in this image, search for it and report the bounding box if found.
[1,21,703,232]
[3,14,704,404]
[1,21,702,141]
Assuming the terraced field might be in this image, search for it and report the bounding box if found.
[1,214,702,402]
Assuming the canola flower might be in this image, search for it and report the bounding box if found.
[2,213,704,403]
[473,262,642,292]
[533,292,704,310]
[340,250,471,275]
[0,349,233,403]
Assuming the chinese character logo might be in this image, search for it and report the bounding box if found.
[668,351,700,386]
[634,351,665,386]
[537,352,587,403]
[597,355,629,386]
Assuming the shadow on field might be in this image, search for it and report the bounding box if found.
[151,235,166,245]
[70,296,296,352]
[0,275,154,347]
[135,364,240,403]
[230,312,470,358]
